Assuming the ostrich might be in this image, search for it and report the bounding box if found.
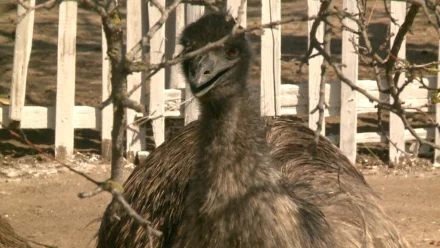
[97,13,409,247]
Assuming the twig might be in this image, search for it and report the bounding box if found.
[79,0,108,17]
[131,15,310,72]
[15,0,58,23]
[0,121,99,185]
[16,0,57,11]
[187,0,221,12]
[312,5,332,151]
[376,107,410,157]
[126,15,311,96]
[307,0,440,156]
[234,0,247,29]
[385,4,420,99]
[98,96,113,110]
[1,120,162,236]
[130,15,309,75]
[112,190,162,236]
[362,143,382,162]
[367,0,378,24]
[79,181,163,240]
[181,0,222,12]
[126,0,183,62]
[126,95,196,129]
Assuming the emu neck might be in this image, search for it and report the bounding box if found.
[198,89,265,163]
[200,91,259,132]
[195,88,279,211]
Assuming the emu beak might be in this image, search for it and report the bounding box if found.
[189,52,236,98]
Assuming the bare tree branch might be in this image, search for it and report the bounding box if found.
[125,15,311,97]
[310,0,333,150]
[16,0,57,11]
[126,0,182,62]
[0,120,163,238]
[305,0,440,156]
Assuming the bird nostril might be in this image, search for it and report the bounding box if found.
[203,70,211,75]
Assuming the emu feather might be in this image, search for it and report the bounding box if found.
[97,13,408,248]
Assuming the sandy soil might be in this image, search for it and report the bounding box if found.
[0,171,111,248]
[0,169,439,248]
[369,173,440,247]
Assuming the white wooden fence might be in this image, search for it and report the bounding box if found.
[2,0,440,164]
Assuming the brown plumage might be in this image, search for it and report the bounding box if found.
[0,216,31,248]
[97,13,408,248]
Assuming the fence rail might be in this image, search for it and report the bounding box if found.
[3,0,440,164]
[1,78,436,147]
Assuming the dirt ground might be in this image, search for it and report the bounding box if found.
[0,169,112,248]
[0,167,439,248]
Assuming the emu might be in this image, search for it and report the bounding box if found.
[97,13,409,248]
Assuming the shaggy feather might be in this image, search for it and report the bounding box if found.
[97,12,409,248]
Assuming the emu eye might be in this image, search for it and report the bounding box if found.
[224,47,239,60]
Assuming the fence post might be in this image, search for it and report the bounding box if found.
[261,0,281,116]
[184,5,204,125]
[435,39,440,164]
[307,0,325,134]
[126,0,148,161]
[227,0,247,27]
[340,0,358,164]
[101,27,113,162]
[389,0,406,164]
[149,0,166,146]
[55,0,78,160]
[169,4,186,89]
[9,0,35,124]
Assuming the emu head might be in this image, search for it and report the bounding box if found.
[180,13,251,102]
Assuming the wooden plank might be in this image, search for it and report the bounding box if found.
[74,106,100,129]
[2,80,435,129]
[358,99,432,113]
[164,89,183,117]
[282,81,427,107]
[389,0,406,164]
[436,38,440,164]
[149,0,166,145]
[307,0,325,133]
[327,127,434,146]
[281,81,432,115]
[0,90,185,129]
[261,0,281,116]
[184,5,204,125]
[9,0,36,123]
[169,3,186,89]
[3,106,99,130]
[227,0,247,27]
[1,106,54,129]
[0,90,182,129]
[280,106,337,116]
[55,0,78,160]
[281,83,338,106]
[101,26,112,161]
[126,0,148,160]
[3,106,434,151]
[339,0,358,164]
